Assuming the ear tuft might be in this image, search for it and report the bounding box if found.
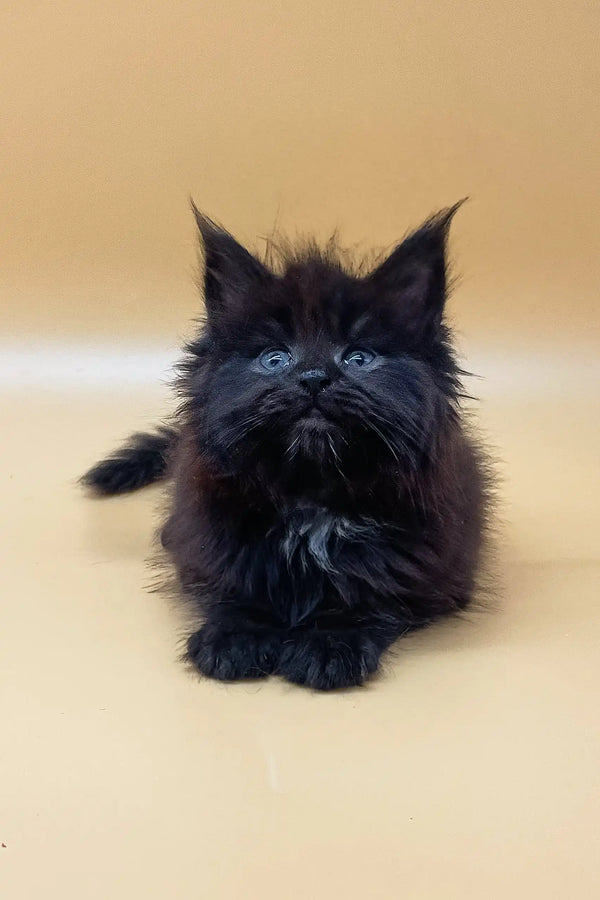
[190,200,272,318]
[368,200,466,341]
[426,197,468,235]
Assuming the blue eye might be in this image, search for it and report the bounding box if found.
[342,348,375,368]
[259,348,293,373]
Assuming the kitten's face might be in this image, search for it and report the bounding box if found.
[186,206,462,485]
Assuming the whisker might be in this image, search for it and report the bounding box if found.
[285,434,301,459]
[365,420,400,464]
[326,434,340,463]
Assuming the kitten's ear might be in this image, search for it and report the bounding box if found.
[191,201,273,317]
[368,200,465,341]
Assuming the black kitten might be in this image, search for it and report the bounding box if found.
[83,202,493,690]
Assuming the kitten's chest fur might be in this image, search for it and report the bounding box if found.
[243,501,402,627]
[278,504,374,575]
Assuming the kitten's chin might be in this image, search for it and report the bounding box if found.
[294,409,335,440]
[299,411,328,429]
[287,415,342,468]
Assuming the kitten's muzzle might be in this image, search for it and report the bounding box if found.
[298,368,331,397]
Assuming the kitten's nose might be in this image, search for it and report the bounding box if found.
[299,368,331,395]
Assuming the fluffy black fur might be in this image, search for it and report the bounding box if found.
[82,427,177,495]
[83,201,493,690]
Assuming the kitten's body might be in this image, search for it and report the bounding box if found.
[84,203,493,690]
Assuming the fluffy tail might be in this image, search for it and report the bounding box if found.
[81,426,178,496]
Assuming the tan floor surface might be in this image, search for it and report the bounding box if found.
[2,360,599,898]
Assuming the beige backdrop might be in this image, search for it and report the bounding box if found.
[3,0,599,345]
[2,3,599,899]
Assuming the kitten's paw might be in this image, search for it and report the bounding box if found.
[278,630,382,690]
[187,625,282,681]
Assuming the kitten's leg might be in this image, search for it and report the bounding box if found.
[186,611,283,682]
[278,619,398,691]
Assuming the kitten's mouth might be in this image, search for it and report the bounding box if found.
[298,408,329,428]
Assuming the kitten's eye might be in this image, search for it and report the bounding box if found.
[258,348,293,373]
[342,348,376,368]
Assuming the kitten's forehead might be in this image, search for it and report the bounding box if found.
[274,260,368,342]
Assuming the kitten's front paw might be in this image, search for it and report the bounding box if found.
[187,624,282,681]
[278,630,382,690]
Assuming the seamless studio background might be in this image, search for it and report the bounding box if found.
[2,3,599,899]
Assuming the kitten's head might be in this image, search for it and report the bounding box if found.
[182,203,465,493]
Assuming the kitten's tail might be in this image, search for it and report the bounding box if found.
[81,426,178,496]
